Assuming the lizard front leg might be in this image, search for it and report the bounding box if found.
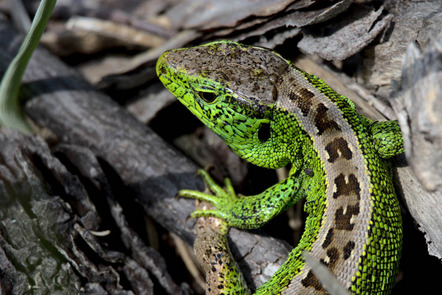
[181,169,306,230]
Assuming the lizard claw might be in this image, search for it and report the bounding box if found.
[180,169,239,219]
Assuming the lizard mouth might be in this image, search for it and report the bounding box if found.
[156,52,173,83]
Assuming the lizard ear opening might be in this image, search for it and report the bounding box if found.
[258,122,271,143]
[198,91,217,103]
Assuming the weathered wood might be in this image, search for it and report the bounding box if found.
[0,130,156,294]
[391,37,442,258]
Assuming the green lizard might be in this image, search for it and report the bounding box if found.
[156,41,404,294]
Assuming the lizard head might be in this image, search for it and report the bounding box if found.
[156,41,298,169]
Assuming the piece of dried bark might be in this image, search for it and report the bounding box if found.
[235,0,352,47]
[391,36,442,192]
[360,0,442,98]
[197,0,352,41]
[390,35,442,258]
[66,16,166,48]
[41,13,169,56]
[166,0,298,30]
[0,130,146,294]
[298,5,392,61]
[56,144,187,294]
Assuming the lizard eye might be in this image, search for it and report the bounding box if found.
[198,91,217,103]
[258,122,271,143]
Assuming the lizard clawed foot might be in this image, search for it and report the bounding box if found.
[180,169,239,219]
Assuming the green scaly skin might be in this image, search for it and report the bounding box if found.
[156,41,404,294]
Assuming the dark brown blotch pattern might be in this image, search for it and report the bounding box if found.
[325,137,353,163]
[332,173,361,199]
[288,87,315,116]
[343,241,356,260]
[301,247,340,292]
[335,204,360,231]
[301,270,326,292]
[322,228,334,249]
[314,103,341,135]
[324,247,340,268]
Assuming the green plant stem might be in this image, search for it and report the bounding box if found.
[0,0,57,134]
